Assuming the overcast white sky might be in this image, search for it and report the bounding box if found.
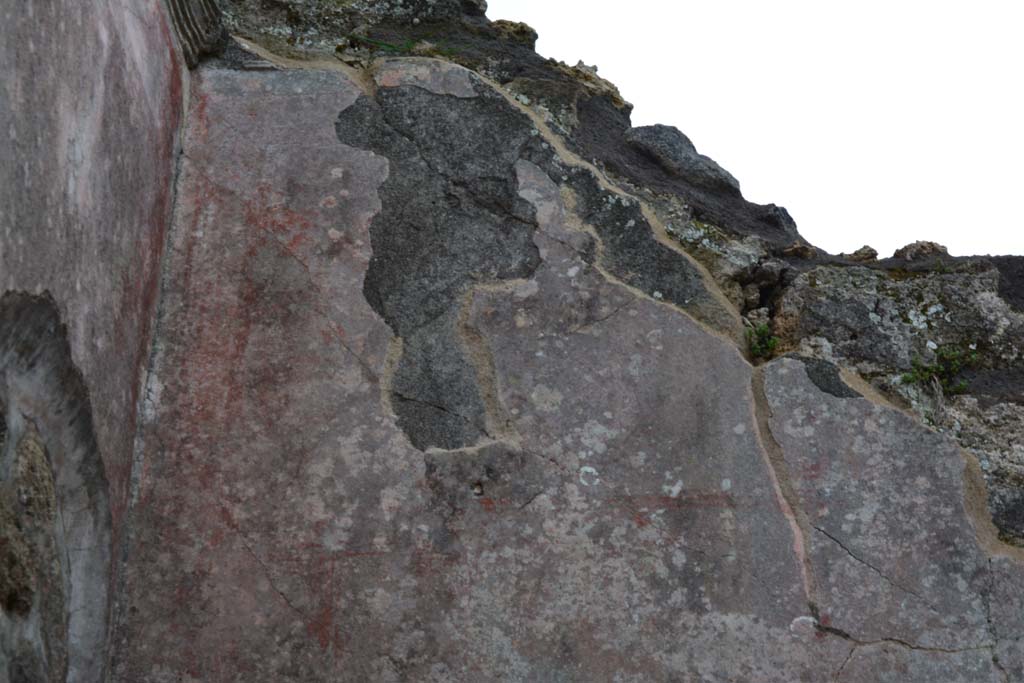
[487,0,1023,257]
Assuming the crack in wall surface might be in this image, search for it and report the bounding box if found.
[391,390,498,442]
[811,524,931,605]
[229,518,307,622]
[982,558,1012,682]
[566,297,637,334]
[832,644,857,681]
[828,635,1001,683]
[817,620,995,654]
[754,360,1011,667]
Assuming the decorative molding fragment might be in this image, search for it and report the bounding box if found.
[165,0,227,68]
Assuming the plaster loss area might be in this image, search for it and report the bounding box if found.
[0,294,111,683]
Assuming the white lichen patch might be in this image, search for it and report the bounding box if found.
[578,420,618,455]
[529,384,563,413]
[662,479,684,498]
[578,466,600,486]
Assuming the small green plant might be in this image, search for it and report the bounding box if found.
[747,324,779,360]
[344,35,417,53]
[901,343,980,395]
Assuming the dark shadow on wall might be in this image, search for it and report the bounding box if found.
[0,292,112,683]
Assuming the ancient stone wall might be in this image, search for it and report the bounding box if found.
[4,1,1024,681]
[110,30,1024,683]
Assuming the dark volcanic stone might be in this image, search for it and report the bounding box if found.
[560,165,709,308]
[991,481,1024,545]
[335,77,541,450]
[795,355,861,398]
[625,124,741,194]
[993,256,1024,312]
[573,93,802,247]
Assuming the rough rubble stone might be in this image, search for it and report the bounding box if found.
[491,19,537,46]
[842,245,879,262]
[894,240,950,261]
[945,396,1024,544]
[571,94,802,248]
[776,261,1023,373]
[216,0,490,54]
